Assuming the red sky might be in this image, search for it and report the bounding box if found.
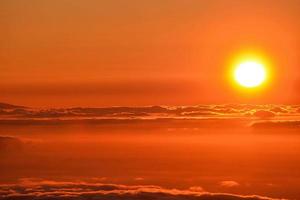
[1,0,300,107]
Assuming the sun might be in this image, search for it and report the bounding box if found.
[234,61,267,88]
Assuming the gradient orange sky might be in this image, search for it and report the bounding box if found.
[1,0,300,107]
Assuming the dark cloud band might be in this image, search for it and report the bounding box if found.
[0,180,280,200]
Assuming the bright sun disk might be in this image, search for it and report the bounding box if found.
[234,61,266,88]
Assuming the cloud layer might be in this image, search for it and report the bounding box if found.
[0,103,299,120]
[0,179,280,200]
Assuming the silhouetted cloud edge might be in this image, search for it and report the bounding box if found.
[1,103,299,120]
[0,179,283,200]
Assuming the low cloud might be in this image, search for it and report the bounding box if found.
[189,186,205,192]
[251,121,300,129]
[1,103,300,128]
[219,181,240,188]
[0,179,281,200]
[252,110,276,119]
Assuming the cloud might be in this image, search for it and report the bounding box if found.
[270,107,289,114]
[1,103,299,127]
[134,177,145,181]
[189,186,205,192]
[251,121,300,129]
[0,179,281,200]
[0,103,26,109]
[219,181,240,188]
[252,110,276,119]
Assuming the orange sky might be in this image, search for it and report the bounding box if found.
[1,0,300,107]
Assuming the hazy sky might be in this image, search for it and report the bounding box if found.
[1,0,299,107]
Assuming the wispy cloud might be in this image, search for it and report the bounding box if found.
[1,103,299,118]
[219,180,240,188]
[0,179,282,200]
[1,103,300,129]
[251,121,300,129]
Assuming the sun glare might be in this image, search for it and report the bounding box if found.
[234,61,267,88]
